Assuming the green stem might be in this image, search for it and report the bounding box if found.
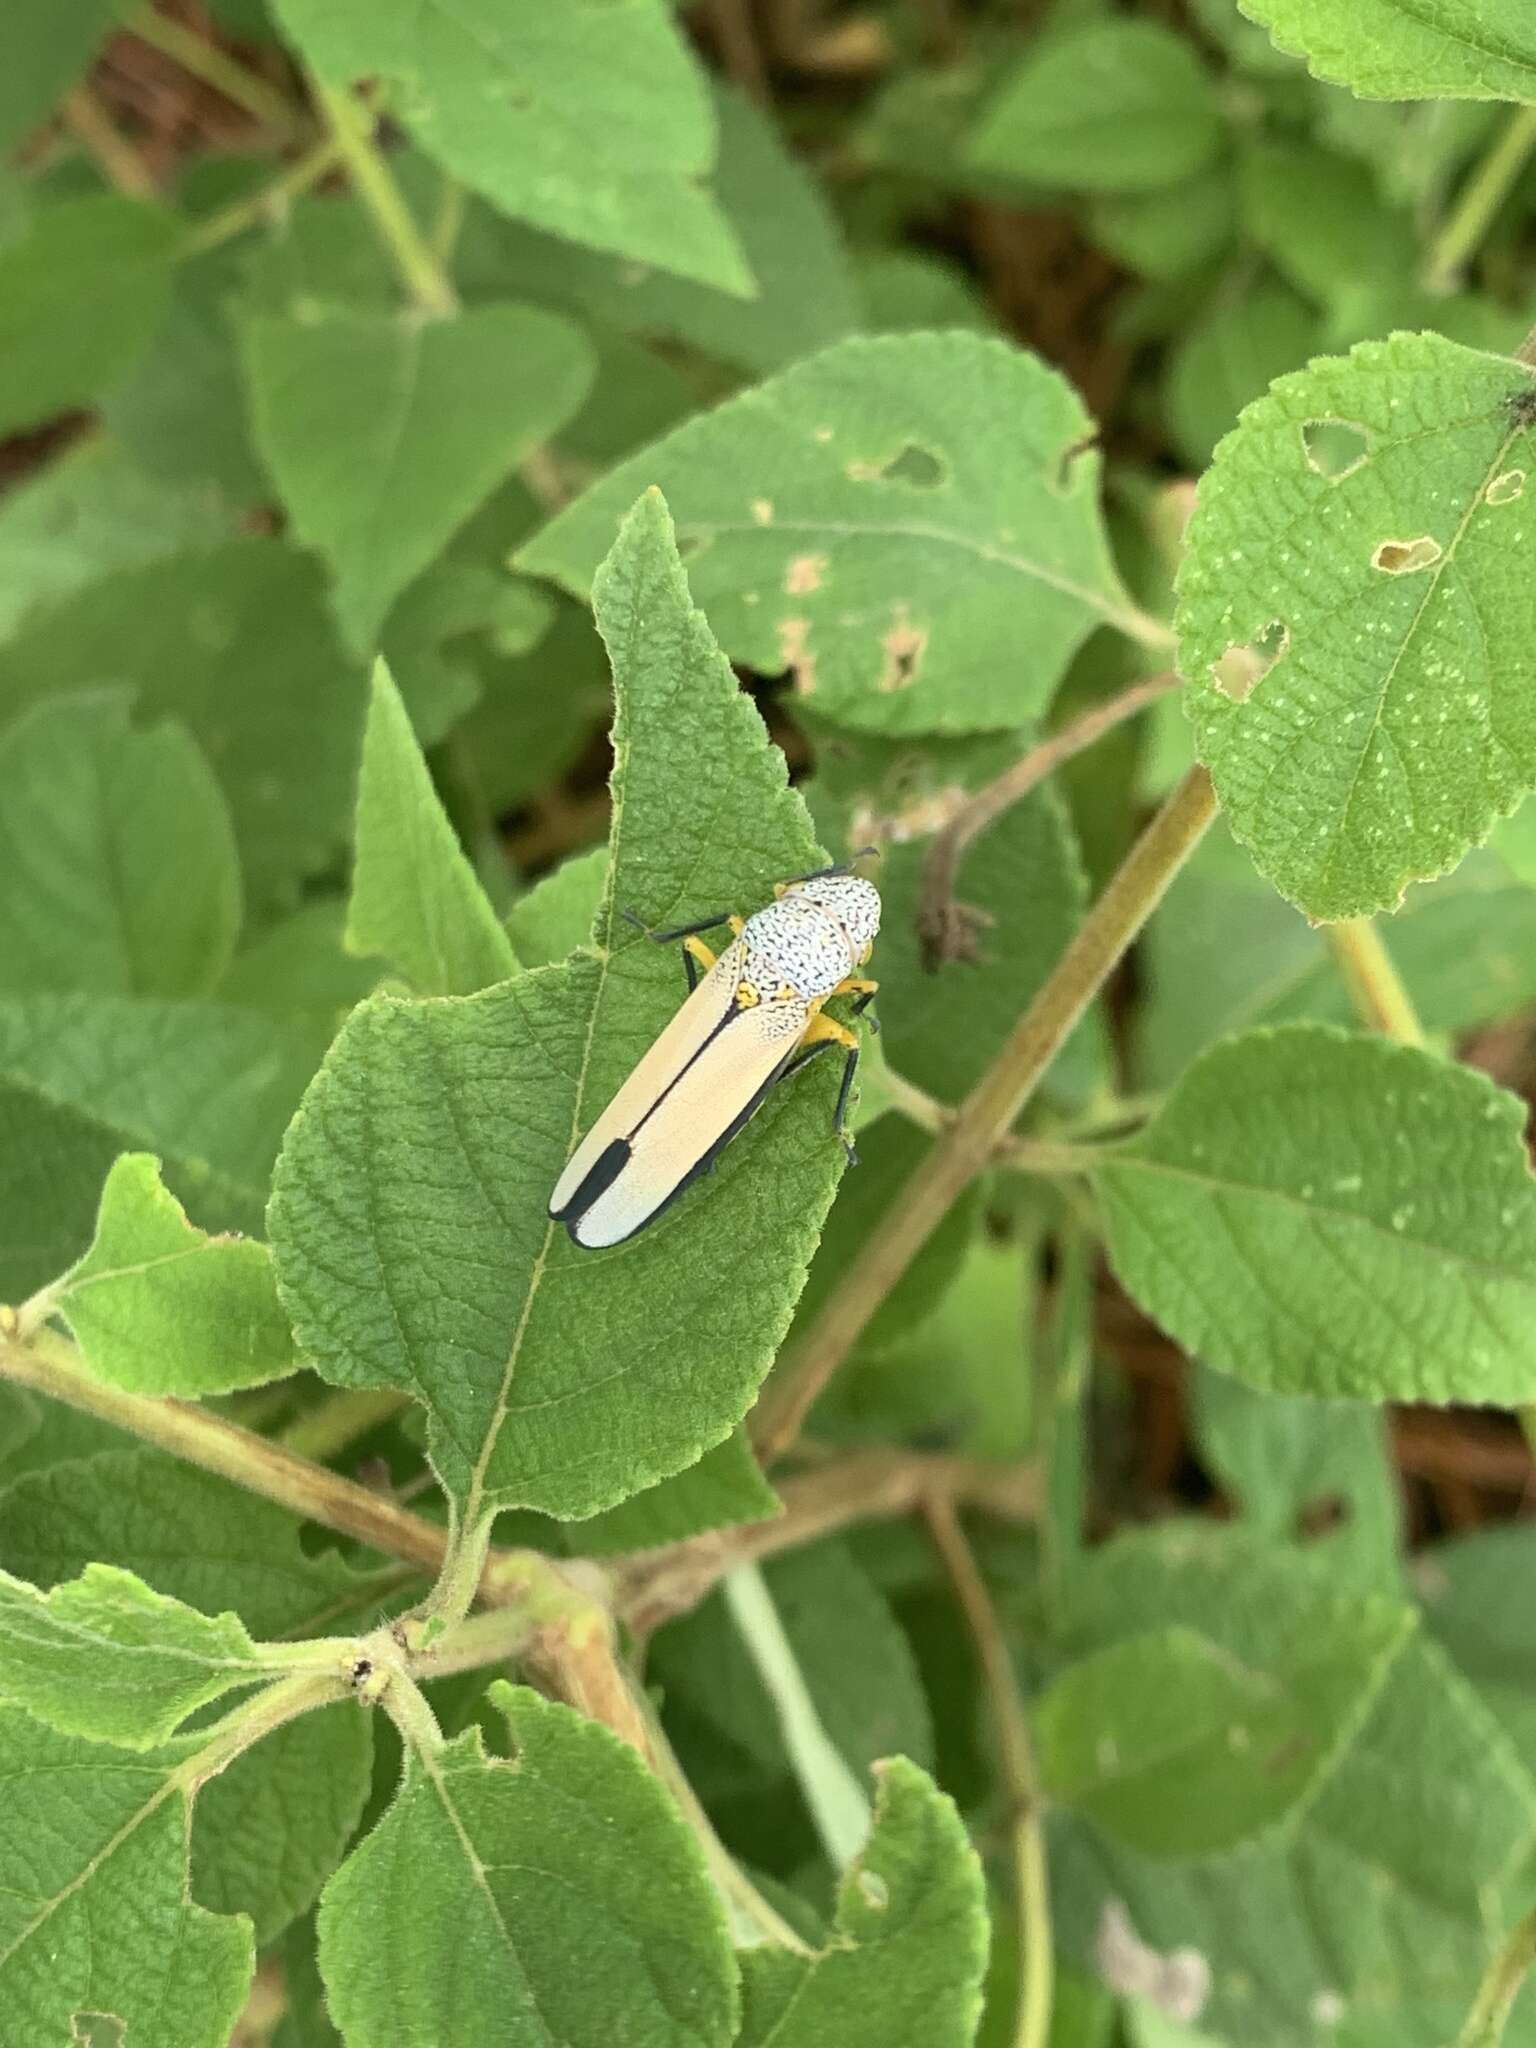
[723,1562,870,1870]
[1325,919,1427,1047]
[1455,1907,1536,2048]
[61,86,158,198]
[310,75,458,316]
[175,1670,348,1791]
[178,138,343,260]
[380,1667,446,1755]
[753,764,1219,1464]
[924,1496,1053,2048]
[279,1386,410,1462]
[1424,105,1536,294]
[129,5,301,138]
[418,1508,495,1631]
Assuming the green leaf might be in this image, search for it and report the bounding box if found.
[0,0,119,153]
[270,491,849,1521]
[0,1446,406,1638]
[0,691,242,1000]
[347,660,518,996]
[0,993,322,1236]
[54,1154,294,1395]
[1189,1365,1401,1593]
[813,1230,1035,1460]
[0,1450,383,1944]
[1096,1026,1536,1404]
[269,0,751,293]
[1088,168,1238,285]
[1163,282,1320,470]
[193,1704,373,1948]
[652,1537,933,1809]
[734,1758,988,2048]
[0,1562,268,1750]
[788,1113,979,1361]
[522,334,1138,737]
[1236,0,1536,100]
[1177,331,1536,920]
[241,303,594,653]
[316,1681,737,2047]
[1036,1614,1406,1859]
[0,435,234,641]
[454,593,609,816]
[1419,1525,1536,1757]
[0,1707,253,2047]
[576,1429,779,1557]
[459,84,856,376]
[1138,821,1536,1088]
[965,21,1224,194]
[0,539,367,911]
[275,1916,342,2048]
[104,247,269,503]
[0,197,179,437]
[1053,1530,1536,2044]
[1238,143,1418,336]
[874,780,1105,1108]
[505,845,607,967]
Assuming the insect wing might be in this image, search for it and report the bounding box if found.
[565,994,808,1248]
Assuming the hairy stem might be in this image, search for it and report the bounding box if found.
[129,5,302,137]
[1455,1906,1536,2048]
[0,1322,454,1573]
[1423,105,1536,295]
[918,671,1181,968]
[1325,919,1427,1047]
[176,1670,349,1791]
[924,1496,1052,2048]
[310,76,458,316]
[753,764,1219,1463]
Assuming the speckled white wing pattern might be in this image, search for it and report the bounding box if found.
[563,995,809,1248]
[549,939,749,1222]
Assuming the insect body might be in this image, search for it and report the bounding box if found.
[549,870,881,1249]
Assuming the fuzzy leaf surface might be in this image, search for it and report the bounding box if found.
[521,334,1136,737]
[56,1154,294,1395]
[1097,1026,1536,1403]
[268,0,750,291]
[242,304,593,653]
[316,1682,737,2048]
[346,660,517,996]
[270,492,850,1521]
[1178,333,1536,919]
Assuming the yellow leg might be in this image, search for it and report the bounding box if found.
[830,975,878,1001]
[728,915,746,936]
[684,935,718,972]
[799,1010,859,1053]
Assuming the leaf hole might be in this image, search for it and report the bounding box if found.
[1295,1492,1347,1541]
[1209,620,1288,701]
[1301,418,1370,481]
[1506,383,1536,429]
[847,442,947,490]
[1371,534,1441,575]
[72,2018,126,2048]
[878,609,927,691]
[1487,468,1526,506]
